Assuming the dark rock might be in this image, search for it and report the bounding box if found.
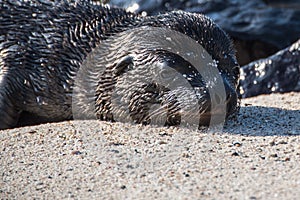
[109,0,300,65]
[239,39,300,98]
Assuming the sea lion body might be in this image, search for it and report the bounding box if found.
[0,0,239,129]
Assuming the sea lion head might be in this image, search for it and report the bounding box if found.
[73,11,240,129]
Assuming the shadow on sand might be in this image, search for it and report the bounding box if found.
[224,106,300,136]
[15,105,300,137]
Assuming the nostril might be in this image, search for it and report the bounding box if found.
[226,89,237,105]
[225,84,238,116]
[226,91,232,102]
[224,81,237,103]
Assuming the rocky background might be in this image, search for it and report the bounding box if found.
[107,0,300,98]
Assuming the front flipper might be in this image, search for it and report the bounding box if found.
[0,93,21,130]
[0,69,23,130]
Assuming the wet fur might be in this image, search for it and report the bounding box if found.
[0,0,239,129]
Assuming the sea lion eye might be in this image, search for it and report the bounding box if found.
[114,56,134,76]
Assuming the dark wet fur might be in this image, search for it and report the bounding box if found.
[0,0,240,129]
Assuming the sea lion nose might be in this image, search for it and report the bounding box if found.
[210,81,237,106]
[224,81,238,115]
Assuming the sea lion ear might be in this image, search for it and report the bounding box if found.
[113,55,134,76]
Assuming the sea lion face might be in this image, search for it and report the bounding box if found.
[75,24,240,129]
[110,49,239,127]
[137,11,240,127]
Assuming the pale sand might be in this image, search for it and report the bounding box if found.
[1,93,299,199]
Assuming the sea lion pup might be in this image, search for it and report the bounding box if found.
[0,0,240,130]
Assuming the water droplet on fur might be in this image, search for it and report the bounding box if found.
[186,52,195,57]
[271,86,276,92]
[141,11,147,17]
[48,66,55,71]
[240,87,245,95]
[36,96,47,106]
[165,37,172,41]
[63,83,69,91]
[24,79,30,86]
[126,3,140,12]
[36,96,41,105]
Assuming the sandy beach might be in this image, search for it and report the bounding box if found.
[1,92,299,199]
